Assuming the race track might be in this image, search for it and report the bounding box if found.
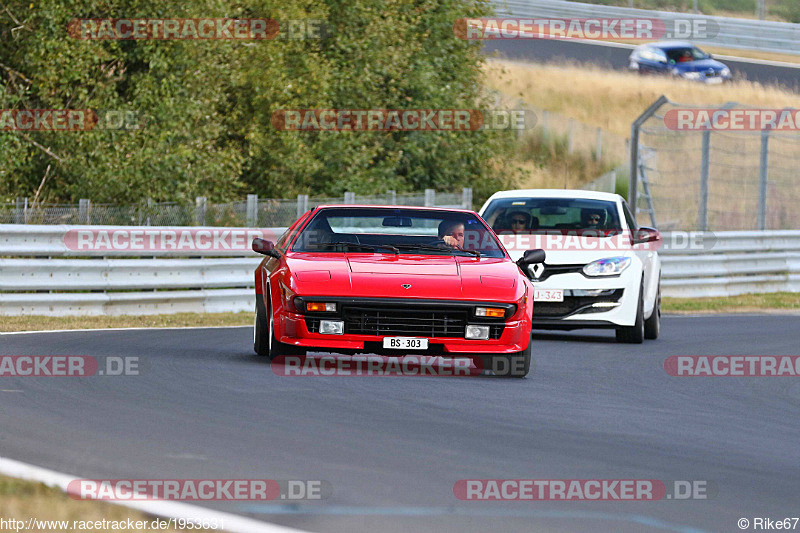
[485,39,800,90]
[1,315,799,533]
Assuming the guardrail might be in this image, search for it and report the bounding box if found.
[660,231,800,297]
[493,0,800,55]
[1,225,798,315]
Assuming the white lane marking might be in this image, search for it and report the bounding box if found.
[0,456,314,533]
[0,325,250,335]
[1,390,23,392]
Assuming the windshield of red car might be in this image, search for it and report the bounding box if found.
[291,207,505,258]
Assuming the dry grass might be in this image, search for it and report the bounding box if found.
[483,59,800,138]
[0,475,178,532]
[664,292,800,313]
[0,312,251,332]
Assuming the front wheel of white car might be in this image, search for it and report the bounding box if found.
[644,280,661,340]
[616,283,645,344]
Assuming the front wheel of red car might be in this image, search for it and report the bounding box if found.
[479,341,531,378]
[254,295,305,359]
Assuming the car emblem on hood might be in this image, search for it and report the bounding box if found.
[401,283,412,289]
[530,263,545,279]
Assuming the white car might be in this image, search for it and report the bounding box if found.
[479,189,661,343]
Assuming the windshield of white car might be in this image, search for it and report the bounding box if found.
[483,198,623,235]
[291,207,504,257]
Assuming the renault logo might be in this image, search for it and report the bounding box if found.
[530,263,545,280]
[401,284,412,289]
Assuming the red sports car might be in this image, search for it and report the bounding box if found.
[252,205,545,377]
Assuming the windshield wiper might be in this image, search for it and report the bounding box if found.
[393,243,481,257]
[319,241,399,254]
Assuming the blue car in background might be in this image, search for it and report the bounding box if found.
[629,41,732,84]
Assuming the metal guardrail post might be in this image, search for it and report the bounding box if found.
[146,198,154,226]
[195,196,207,226]
[462,187,473,210]
[424,189,435,207]
[344,191,355,204]
[14,198,25,224]
[79,199,91,225]
[296,194,308,217]
[758,129,770,231]
[387,190,396,205]
[698,131,711,232]
[246,194,258,227]
[629,95,669,208]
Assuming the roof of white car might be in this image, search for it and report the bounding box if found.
[485,189,622,202]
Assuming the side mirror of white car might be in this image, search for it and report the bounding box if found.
[631,227,661,245]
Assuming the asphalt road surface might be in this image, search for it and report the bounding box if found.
[485,39,800,90]
[1,315,799,533]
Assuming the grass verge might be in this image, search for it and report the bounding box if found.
[663,292,800,313]
[2,295,799,333]
[0,475,178,532]
[0,312,251,332]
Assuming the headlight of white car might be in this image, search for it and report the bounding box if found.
[583,257,631,277]
[681,71,702,80]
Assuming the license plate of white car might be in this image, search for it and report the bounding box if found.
[383,337,429,350]
[535,289,564,302]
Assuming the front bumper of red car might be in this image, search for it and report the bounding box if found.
[273,297,531,355]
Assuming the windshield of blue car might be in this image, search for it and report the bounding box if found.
[291,207,506,257]
[665,46,710,63]
[482,198,623,235]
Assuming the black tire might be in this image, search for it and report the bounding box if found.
[254,297,271,357]
[254,293,305,359]
[644,279,661,340]
[616,282,645,344]
[481,340,532,378]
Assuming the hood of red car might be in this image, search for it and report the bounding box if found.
[285,253,522,302]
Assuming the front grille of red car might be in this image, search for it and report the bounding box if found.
[306,305,505,339]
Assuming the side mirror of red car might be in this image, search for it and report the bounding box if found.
[252,238,280,258]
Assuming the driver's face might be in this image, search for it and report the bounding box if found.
[584,214,601,226]
[447,224,465,247]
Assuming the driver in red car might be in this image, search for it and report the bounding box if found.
[438,220,465,249]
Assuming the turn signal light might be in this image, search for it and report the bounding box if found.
[306,302,336,312]
[476,307,505,318]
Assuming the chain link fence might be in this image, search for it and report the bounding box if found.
[630,97,800,231]
[0,189,472,227]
